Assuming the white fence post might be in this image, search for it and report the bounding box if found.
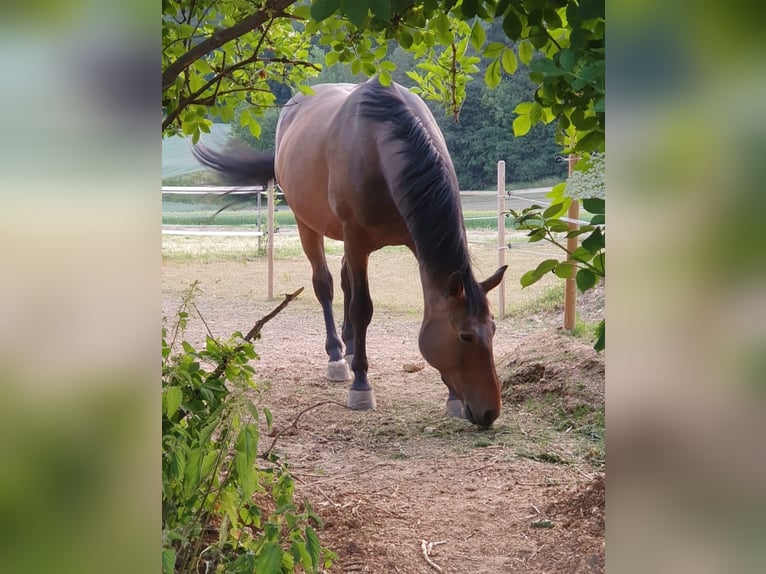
[267,179,275,300]
[497,160,506,319]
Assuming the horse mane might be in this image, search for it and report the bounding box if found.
[357,79,488,314]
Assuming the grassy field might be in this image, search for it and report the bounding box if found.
[161,185,562,231]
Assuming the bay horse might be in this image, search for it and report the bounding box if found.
[193,77,507,427]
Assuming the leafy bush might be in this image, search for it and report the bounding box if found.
[162,282,335,573]
[511,164,605,352]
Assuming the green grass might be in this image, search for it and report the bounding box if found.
[508,283,565,317]
[162,210,297,227]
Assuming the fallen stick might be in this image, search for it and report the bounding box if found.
[301,462,388,487]
[420,540,444,573]
[260,399,348,459]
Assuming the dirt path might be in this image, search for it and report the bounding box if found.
[162,258,605,573]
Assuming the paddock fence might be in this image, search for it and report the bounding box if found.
[162,160,590,327]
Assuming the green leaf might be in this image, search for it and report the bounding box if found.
[558,48,576,71]
[518,40,533,65]
[306,526,321,569]
[543,201,567,219]
[544,7,563,29]
[378,69,392,86]
[590,213,605,225]
[527,228,546,242]
[502,9,522,39]
[432,12,452,43]
[162,549,176,574]
[469,20,485,52]
[500,47,518,75]
[548,220,570,233]
[264,406,274,432]
[548,181,567,201]
[255,542,283,573]
[310,0,341,22]
[576,268,597,292]
[291,540,313,571]
[512,113,532,136]
[483,42,505,59]
[520,269,542,288]
[461,0,478,18]
[325,50,341,65]
[236,424,259,463]
[554,263,575,278]
[592,252,605,274]
[165,386,182,418]
[368,0,391,20]
[342,0,369,27]
[529,58,566,76]
[399,29,413,48]
[183,448,202,494]
[534,259,559,276]
[582,197,605,214]
[581,228,605,253]
[484,58,501,88]
[594,96,605,112]
[594,319,605,352]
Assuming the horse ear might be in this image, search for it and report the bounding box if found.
[480,265,508,293]
[446,272,464,299]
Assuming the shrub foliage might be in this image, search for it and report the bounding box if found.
[162,282,335,573]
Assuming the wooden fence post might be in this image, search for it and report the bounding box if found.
[267,179,275,301]
[497,160,506,319]
[564,154,579,330]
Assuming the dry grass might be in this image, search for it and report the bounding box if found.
[161,229,564,316]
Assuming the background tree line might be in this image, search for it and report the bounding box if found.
[227,20,566,189]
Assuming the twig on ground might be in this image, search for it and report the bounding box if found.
[260,399,348,459]
[301,462,389,487]
[420,540,444,572]
[466,459,499,474]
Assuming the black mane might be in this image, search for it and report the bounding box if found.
[357,79,487,314]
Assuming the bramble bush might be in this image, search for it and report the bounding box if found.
[162,282,336,573]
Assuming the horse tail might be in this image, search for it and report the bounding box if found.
[191,144,276,186]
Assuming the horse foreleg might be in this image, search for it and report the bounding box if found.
[297,223,351,381]
[442,376,467,419]
[345,247,376,410]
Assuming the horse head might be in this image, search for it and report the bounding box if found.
[418,266,508,428]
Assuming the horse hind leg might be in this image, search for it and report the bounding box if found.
[340,255,354,364]
[296,222,351,381]
[344,244,376,410]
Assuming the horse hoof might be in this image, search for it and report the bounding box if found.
[446,399,467,419]
[348,389,376,410]
[327,359,352,382]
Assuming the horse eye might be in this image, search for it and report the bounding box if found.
[458,332,474,343]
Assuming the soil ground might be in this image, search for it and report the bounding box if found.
[162,233,605,574]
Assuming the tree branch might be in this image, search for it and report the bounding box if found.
[162,0,299,92]
[205,287,304,384]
